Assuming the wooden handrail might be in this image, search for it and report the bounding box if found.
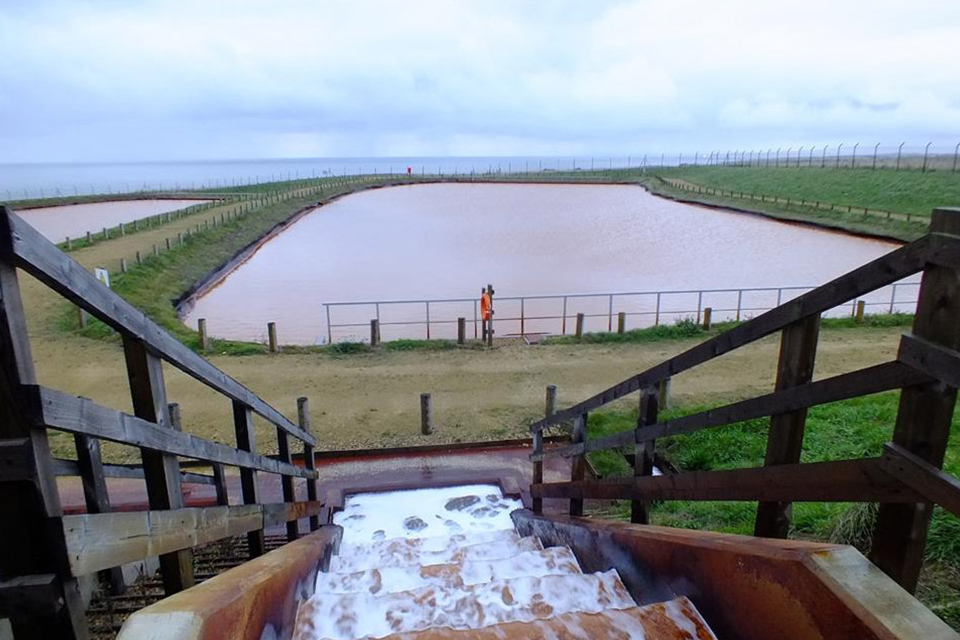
[531,361,929,461]
[880,443,960,519]
[2,208,315,447]
[26,385,316,479]
[530,235,935,432]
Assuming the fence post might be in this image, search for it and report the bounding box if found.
[702,306,713,330]
[370,319,380,346]
[575,312,584,339]
[232,400,266,557]
[420,393,433,435]
[276,423,299,542]
[657,377,671,411]
[631,387,659,523]
[299,397,320,531]
[569,412,588,516]
[120,258,127,273]
[122,336,195,592]
[198,318,208,350]
[855,300,865,323]
[77,306,88,328]
[617,311,626,334]
[136,250,142,265]
[457,317,466,345]
[870,207,960,592]
[754,314,821,539]
[268,321,278,353]
[534,384,557,515]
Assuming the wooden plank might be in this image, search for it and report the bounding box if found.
[532,361,925,461]
[52,456,218,486]
[5,211,315,447]
[926,226,960,270]
[871,208,960,593]
[533,458,925,503]
[276,427,298,541]
[0,207,89,640]
[755,314,820,539]
[122,336,194,594]
[73,434,126,594]
[27,385,316,479]
[62,505,263,577]
[631,388,658,524]
[299,397,319,531]
[0,575,63,617]
[880,443,960,519]
[262,501,325,529]
[0,438,34,482]
[212,463,230,506]
[529,236,932,433]
[234,401,265,558]
[569,413,587,517]
[898,332,960,388]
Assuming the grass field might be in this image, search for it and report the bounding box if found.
[655,166,960,217]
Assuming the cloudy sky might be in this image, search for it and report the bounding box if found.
[1,0,958,163]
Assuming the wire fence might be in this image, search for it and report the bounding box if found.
[322,281,921,344]
[4,140,958,201]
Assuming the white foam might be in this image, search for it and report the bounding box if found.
[332,484,522,544]
[330,534,542,574]
[295,569,634,640]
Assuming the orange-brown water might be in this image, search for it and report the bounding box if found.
[182,183,905,345]
[18,199,211,243]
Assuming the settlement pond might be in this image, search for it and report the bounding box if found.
[16,198,212,243]
[181,183,910,345]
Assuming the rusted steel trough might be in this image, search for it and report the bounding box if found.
[116,474,957,640]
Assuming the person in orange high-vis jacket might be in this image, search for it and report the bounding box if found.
[480,285,493,344]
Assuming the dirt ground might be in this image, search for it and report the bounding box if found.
[11,202,906,461]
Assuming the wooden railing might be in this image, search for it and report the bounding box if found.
[530,207,960,596]
[0,206,322,640]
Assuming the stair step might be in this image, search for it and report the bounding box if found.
[316,546,582,596]
[294,569,634,640]
[331,533,542,573]
[370,596,718,640]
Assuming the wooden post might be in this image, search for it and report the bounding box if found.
[66,236,72,250]
[754,314,821,538]
[197,318,208,350]
[855,300,865,323]
[212,463,230,506]
[120,258,127,273]
[370,319,379,346]
[0,208,89,638]
[165,237,171,250]
[420,393,433,435]
[122,336,195,594]
[632,387,659,524]
[299,397,319,531]
[569,412,588,516]
[71,435,121,595]
[267,322,278,353]
[702,306,713,330]
[545,383,557,418]
[657,377,671,411]
[77,306,88,329]
[233,401,265,557]
[617,311,626,334]
[533,384,556,515]
[178,232,183,245]
[276,425,298,542]
[152,244,158,256]
[136,250,142,265]
[870,208,960,592]
[575,313,585,339]
[457,317,466,345]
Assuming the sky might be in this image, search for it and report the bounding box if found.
[0,0,958,163]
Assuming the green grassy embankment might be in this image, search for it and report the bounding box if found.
[646,166,960,242]
[584,395,960,629]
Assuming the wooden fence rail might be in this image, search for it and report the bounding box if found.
[0,206,323,640]
[531,207,960,598]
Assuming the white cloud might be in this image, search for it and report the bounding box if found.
[0,0,957,161]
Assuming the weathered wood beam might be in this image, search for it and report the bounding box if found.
[880,443,960,519]
[898,332,960,388]
[52,457,216,485]
[234,401,265,558]
[530,236,932,432]
[26,385,316,479]
[532,361,926,461]
[533,458,925,504]
[4,211,314,447]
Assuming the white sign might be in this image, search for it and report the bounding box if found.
[94,267,110,288]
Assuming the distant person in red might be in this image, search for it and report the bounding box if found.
[480,285,493,342]
[407,166,412,175]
